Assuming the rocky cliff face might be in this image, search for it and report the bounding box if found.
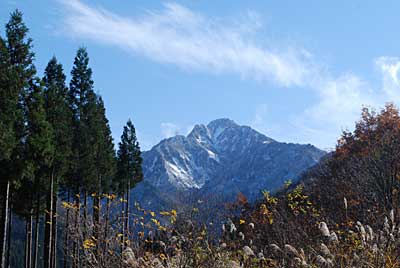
[132,119,325,209]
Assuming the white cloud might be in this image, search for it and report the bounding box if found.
[59,1,400,149]
[251,104,269,132]
[60,0,315,87]
[376,57,400,102]
[293,58,400,149]
[303,74,373,128]
[248,58,400,150]
[160,122,181,138]
[184,125,195,135]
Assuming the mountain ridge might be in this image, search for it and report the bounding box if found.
[132,118,325,210]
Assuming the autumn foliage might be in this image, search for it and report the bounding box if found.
[306,103,400,224]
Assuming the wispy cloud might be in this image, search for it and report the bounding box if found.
[376,57,400,103]
[293,59,400,149]
[249,59,400,150]
[60,0,400,149]
[160,122,194,139]
[60,0,315,87]
[299,74,374,132]
[160,122,181,138]
[251,104,269,133]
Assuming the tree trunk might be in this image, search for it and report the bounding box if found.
[83,191,88,268]
[25,219,29,268]
[104,195,110,254]
[125,180,130,243]
[120,191,125,252]
[6,194,12,268]
[26,211,33,268]
[33,195,40,268]
[93,177,101,264]
[120,192,125,268]
[44,173,54,268]
[83,191,88,241]
[92,196,98,240]
[63,190,70,268]
[72,189,80,268]
[30,212,33,268]
[51,184,58,268]
[0,180,10,268]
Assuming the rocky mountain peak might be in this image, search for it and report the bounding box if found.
[141,119,325,199]
[187,124,212,144]
[207,118,238,139]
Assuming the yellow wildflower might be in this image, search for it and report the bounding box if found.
[83,239,95,249]
[159,211,170,216]
[151,218,160,226]
[158,226,167,232]
[171,209,177,216]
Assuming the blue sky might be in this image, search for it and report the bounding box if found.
[1,0,400,151]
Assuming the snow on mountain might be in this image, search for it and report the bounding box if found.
[133,118,325,209]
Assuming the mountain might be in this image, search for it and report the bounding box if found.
[132,119,325,210]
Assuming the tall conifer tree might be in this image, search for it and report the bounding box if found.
[68,47,95,196]
[1,10,36,267]
[24,78,54,268]
[92,96,116,246]
[42,57,72,268]
[117,120,143,248]
[68,47,96,267]
[0,35,17,268]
